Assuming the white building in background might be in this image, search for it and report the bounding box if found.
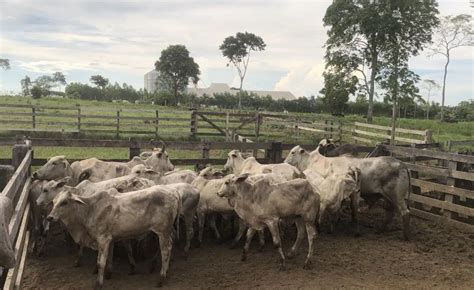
[144,69,161,93]
[186,83,296,100]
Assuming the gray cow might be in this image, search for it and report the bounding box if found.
[217,174,320,270]
[47,186,180,289]
[284,145,411,240]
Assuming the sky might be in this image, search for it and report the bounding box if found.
[0,0,472,106]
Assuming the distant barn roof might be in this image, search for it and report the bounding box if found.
[187,83,296,100]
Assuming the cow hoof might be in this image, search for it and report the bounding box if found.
[278,263,286,271]
[92,266,98,275]
[354,232,361,238]
[241,253,247,262]
[287,251,295,259]
[183,252,189,261]
[258,245,264,252]
[94,282,103,290]
[303,261,312,270]
[128,270,136,276]
[156,275,165,287]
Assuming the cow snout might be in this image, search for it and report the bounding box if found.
[32,171,39,179]
[46,215,54,222]
[216,191,224,197]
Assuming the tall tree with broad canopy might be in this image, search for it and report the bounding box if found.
[90,75,109,90]
[320,71,358,115]
[155,45,200,105]
[219,32,266,109]
[53,72,67,91]
[429,14,473,121]
[20,76,32,96]
[376,0,438,143]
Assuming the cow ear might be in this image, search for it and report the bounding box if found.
[145,169,159,175]
[140,152,153,159]
[235,174,249,183]
[78,171,91,182]
[56,177,70,188]
[71,195,86,205]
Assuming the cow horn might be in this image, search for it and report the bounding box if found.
[159,140,166,151]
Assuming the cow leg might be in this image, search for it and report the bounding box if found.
[350,192,361,237]
[380,200,395,232]
[105,242,114,279]
[230,219,246,249]
[209,215,222,242]
[197,211,205,248]
[183,213,194,260]
[303,222,317,269]
[267,221,285,271]
[156,231,173,287]
[257,230,265,252]
[241,228,257,261]
[74,245,84,267]
[95,238,111,290]
[288,219,305,259]
[124,241,136,275]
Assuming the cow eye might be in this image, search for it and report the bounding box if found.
[231,154,237,158]
[52,162,57,165]
[157,153,162,158]
[225,181,229,185]
[60,200,68,207]
[43,189,49,193]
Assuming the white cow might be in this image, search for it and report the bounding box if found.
[217,174,320,269]
[284,145,412,240]
[131,164,197,185]
[224,150,303,181]
[47,186,180,288]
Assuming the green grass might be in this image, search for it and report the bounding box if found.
[0,95,472,162]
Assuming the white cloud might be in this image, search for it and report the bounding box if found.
[274,64,325,97]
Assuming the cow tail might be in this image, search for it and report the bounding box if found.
[405,166,412,210]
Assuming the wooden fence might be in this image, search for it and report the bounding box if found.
[0,104,353,143]
[352,122,432,145]
[0,144,32,289]
[446,140,474,152]
[383,144,474,231]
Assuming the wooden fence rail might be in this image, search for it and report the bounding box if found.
[353,122,432,145]
[1,145,32,289]
[383,144,474,231]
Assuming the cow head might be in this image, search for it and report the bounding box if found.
[317,139,337,156]
[284,145,308,168]
[47,190,86,222]
[144,148,174,172]
[36,177,71,207]
[198,166,225,180]
[217,173,249,198]
[131,164,163,182]
[224,150,245,173]
[115,176,152,193]
[32,156,70,180]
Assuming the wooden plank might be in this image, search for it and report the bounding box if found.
[410,208,474,233]
[384,145,474,164]
[14,230,30,289]
[1,151,31,200]
[352,136,374,144]
[411,178,474,199]
[406,163,474,182]
[0,104,79,110]
[196,113,226,136]
[0,128,79,133]
[8,178,31,242]
[355,122,426,136]
[3,202,30,290]
[446,140,474,147]
[409,193,474,217]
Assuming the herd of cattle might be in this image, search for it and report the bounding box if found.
[28,139,412,289]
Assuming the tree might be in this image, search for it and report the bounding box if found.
[429,14,473,121]
[319,71,358,115]
[0,59,10,70]
[219,32,266,109]
[90,75,109,90]
[53,72,67,91]
[34,75,55,96]
[421,79,440,119]
[31,85,42,99]
[377,0,438,143]
[155,45,200,105]
[20,76,32,96]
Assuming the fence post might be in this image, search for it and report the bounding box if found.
[324,120,329,139]
[270,142,282,163]
[201,140,210,160]
[129,137,140,160]
[155,110,159,138]
[424,130,432,144]
[255,112,261,141]
[31,107,36,129]
[77,107,81,133]
[116,110,120,138]
[12,144,29,169]
[190,110,197,138]
[443,160,457,220]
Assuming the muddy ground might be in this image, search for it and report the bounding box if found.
[23,210,474,289]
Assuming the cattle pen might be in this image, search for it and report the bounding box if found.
[1,137,473,288]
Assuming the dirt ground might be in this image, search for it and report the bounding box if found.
[22,211,474,289]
